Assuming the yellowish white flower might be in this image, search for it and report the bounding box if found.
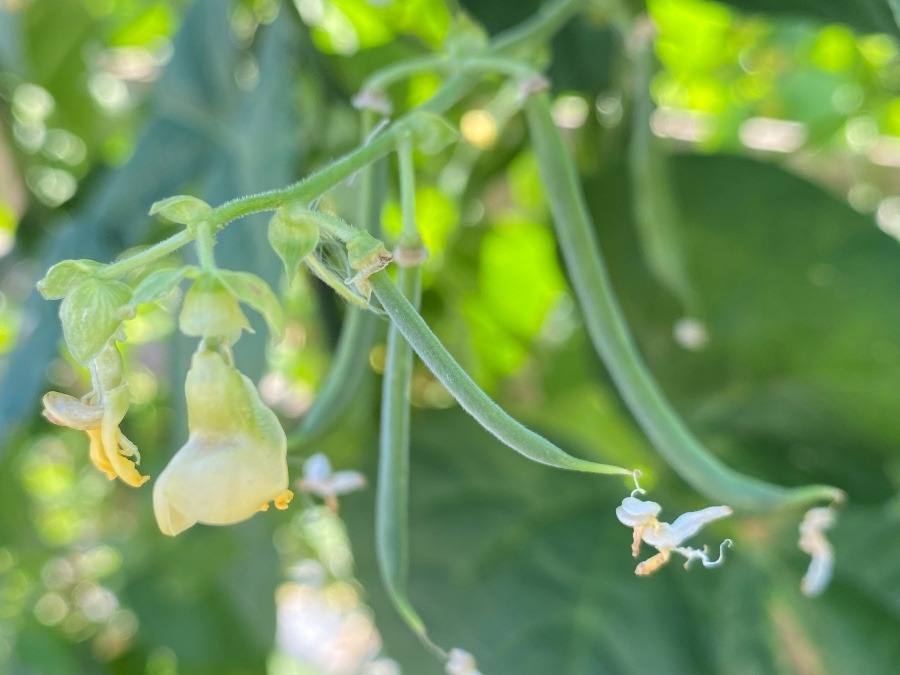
[42,341,148,487]
[299,453,366,513]
[616,495,732,576]
[153,347,292,536]
[445,648,482,675]
[798,506,836,597]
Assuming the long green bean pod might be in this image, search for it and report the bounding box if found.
[370,270,632,477]
[627,32,696,312]
[376,140,439,651]
[524,92,842,511]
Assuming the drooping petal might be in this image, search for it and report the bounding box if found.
[42,392,103,430]
[615,496,662,527]
[87,429,117,480]
[153,434,288,535]
[99,384,148,487]
[798,507,836,597]
[328,470,367,495]
[666,505,732,545]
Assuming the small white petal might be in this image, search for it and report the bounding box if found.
[615,496,662,527]
[446,648,481,675]
[801,549,833,597]
[642,522,681,548]
[303,453,333,483]
[328,470,367,495]
[667,505,732,544]
[798,506,837,597]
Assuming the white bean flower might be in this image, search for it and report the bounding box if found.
[299,453,366,513]
[616,494,733,576]
[798,506,836,597]
[445,648,482,675]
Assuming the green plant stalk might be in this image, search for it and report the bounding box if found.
[361,55,450,94]
[291,114,384,446]
[95,0,588,281]
[524,92,842,511]
[370,270,632,476]
[195,221,217,273]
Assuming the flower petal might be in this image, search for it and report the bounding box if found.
[328,470,367,495]
[666,505,732,545]
[615,496,662,527]
[42,391,103,430]
[303,453,332,484]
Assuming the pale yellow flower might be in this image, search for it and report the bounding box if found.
[42,342,148,487]
[153,347,292,536]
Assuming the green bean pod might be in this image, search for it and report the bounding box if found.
[524,92,842,511]
[370,270,632,477]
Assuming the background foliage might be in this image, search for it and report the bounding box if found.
[0,0,899,673]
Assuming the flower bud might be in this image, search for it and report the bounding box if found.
[149,195,212,225]
[178,276,251,343]
[153,348,291,536]
[268,207,320,284]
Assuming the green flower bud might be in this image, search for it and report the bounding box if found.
[346,232,392,298]
[149,195,213,225]
[267,206,320,284]
[178,276,251,344]
[37,259,104,300]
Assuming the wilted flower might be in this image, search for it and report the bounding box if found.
[153,346,292,535]
[446,648,482,675]
[798,506,836,597]
[42,341,148,487]
[616,495,732,576]
[299,453,366,513]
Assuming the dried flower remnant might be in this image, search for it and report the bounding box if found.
[798,507,836,597]
[299,453,366,513]
[42,341,149,487]
[616,494,732,576]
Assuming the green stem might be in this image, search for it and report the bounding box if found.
[362,55,450,94]
[370,270,631,476]
[461,55,541,80]
[291,117,385,447]
[523,92,842,511]
[195,221,217,272]
[397,140,421,249]
[99,230,192,278]
[97,0,588,281]
[492,0,588,56]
